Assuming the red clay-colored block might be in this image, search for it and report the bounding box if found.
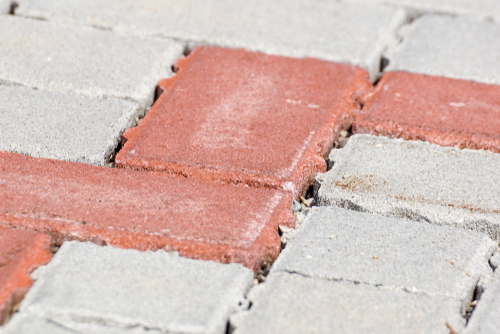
[354,71,500,152]
[0,152,294,272]
[0,227,51,324]
[116,47,371,197]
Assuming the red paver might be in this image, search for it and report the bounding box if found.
[116,46,371,197]
[0,227,51,324]
[0,152,294,272]
[354,71,500,152]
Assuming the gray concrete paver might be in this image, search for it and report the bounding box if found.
[490,251,500,270]
[14,0,408,80]
[386,14,500,85]
[317,135,500,240]
[12,241,254,334]
[230,272,465,334]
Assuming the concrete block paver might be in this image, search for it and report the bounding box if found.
[272,207,495,309]
[317,135,500,240]
[387,14,500,85]
[0,227,51,325]
[463,271,500,333]
[354,71,500,152]
[230,272,465,334]
[0,84,141,166]
[0,151,294,271]
[7,241,253,334]
[14,0,408,80]
[116,46,372,197]
[0,15,184,108]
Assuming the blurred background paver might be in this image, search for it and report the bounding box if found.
[0,227,51,325]
[14,0,408,80]
[116,46,371,197]
[3,242,253,334]
[0,152,294,271]
[317,135,500,240]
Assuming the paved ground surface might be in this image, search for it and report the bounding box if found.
[0,1,499,333]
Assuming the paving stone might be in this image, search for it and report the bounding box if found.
[0,1,11,14]
[463,271,500,334]
[354,71,500,153]
[116,46,372,197]
[0,151,294,271]
[272,207,495,310]
[15,0,408,80]
[0,227,51,325]
[10,241,253,334]
[490,251,500,270]
[316,135,500,240]
[230,272,465,334]
[0,15,184,109]
[0,84,141,166]
[386,14,500,85]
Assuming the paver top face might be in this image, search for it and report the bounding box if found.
[354,71,500,152]
[317,135,500,240]
[387,14,500,85]
[0,152,294,271]
[116,46,371,196]
[18,242,253,334]
[272,207,495,305]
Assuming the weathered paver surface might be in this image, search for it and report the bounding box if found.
[0,227,51,325]
[317,135,500,240]
[116,46,371,197]
[354,71,500,152]
[0,151,294,271]
[2,241,253,334]
[386,14,500,85]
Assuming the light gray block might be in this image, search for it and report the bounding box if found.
[16,241,254,334]
[0,84,140,165]
[0,0,11,14]
[15,0,408,81]
[490,251,500,270]
[317,135,500,240]
[463,271,500,334]
[386,14,500,85]
[230,272,465,334]
[272,207,495,310]
[0,15,184,108]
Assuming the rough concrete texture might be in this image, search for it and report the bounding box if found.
[0,151,294,271]
[12,241,253,334]
[490,251,500,270]
[14,0,408,80]
[354,71,500,152]
[0,227,51,325]
[343,0,500,22]
[0,84,141,166]
[463,271,500,333]
[272,207,495,311]
[116,46,372,197]
[230,272,465,334]
[0,15,184,109]
[387,14,500,85]
[316,135,500,240]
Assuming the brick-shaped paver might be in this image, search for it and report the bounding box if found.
[0,227,51,325]
[354,71,500,152]
[230,272,465,334]
[272,207,495,309]
[0,151,293,271]
[3,241,253,334]
[0,15,183,109]
[463,271,500,334]
[387,14,500,85]
[317,135,500,240]
[116,46,372,197]
[14,0,408,80]
[0,84,141,166]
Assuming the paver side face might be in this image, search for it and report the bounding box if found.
[0,227,51,324]
[0,152,294,271]
[463,271,500,333]
[354,71,500,152]
[316,135,500,240]
[116,46,371,197]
